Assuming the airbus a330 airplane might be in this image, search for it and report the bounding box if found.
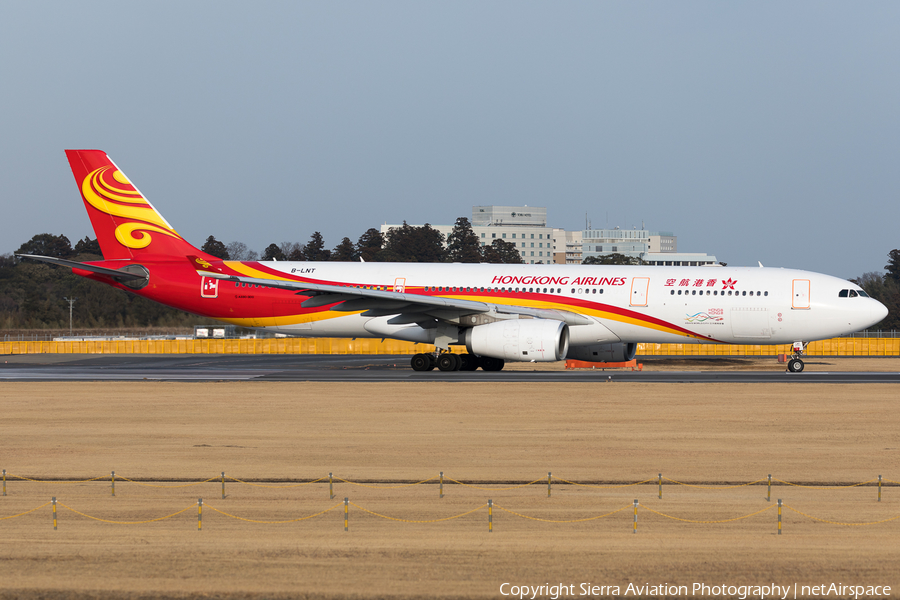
[18,150,888,373]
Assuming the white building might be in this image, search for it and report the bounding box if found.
[382,206,557,264]
[382,206,717,265]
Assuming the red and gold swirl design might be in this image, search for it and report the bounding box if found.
[82,166,183,249]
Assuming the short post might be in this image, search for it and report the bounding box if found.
[658,473,662,499]
[198,498,203,531]
[633,499,638,534]
[2,469,5,496]
[344,497,349,532]
[52,497,57,530]
[767,474,772,502]
[488,499,493,533]
[440,471,444,499]
[547,472,552,498]
[330,472,334,499]
[221,472,226,499]
[111,471,115,497]
[777,499,782,535]
[878,475,882,502]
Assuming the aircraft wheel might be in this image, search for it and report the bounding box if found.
[437,353,462,372]
[787,358,805,373]
[459,353,479,371]
[479,356,505,372]
[411,353,433,372]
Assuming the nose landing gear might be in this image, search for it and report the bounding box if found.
[787,342,807,373]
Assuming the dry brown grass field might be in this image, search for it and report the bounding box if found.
[1,364,899,599]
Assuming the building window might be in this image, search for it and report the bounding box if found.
[492,233,496,239]
[502,233,506,239]
[481,233,485,238]
[512,233,516,239]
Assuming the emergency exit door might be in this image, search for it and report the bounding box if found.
[792,279,810,309]
[630,277,650,307]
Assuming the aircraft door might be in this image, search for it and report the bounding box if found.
[792,279,810,309]
[394,278,406,293]
[630,277,650,307]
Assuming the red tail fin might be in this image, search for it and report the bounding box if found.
[65,150,205,260]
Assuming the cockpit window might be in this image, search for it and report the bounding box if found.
[858,289,869,298]
[849,290,858,297]
[838,289,849,297]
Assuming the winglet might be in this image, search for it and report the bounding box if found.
[188,255,224,275]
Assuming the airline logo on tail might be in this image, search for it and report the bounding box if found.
[81,165,183,250]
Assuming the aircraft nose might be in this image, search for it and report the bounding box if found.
[868,298,889,328]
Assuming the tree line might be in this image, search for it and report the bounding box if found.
[2,227,898,332]
[200,218,524,264]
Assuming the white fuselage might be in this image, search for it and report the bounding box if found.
[237,262,887,347]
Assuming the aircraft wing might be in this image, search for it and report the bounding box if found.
[15,254,148,281]
[195,263,592,327]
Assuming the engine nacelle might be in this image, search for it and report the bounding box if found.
[566,342,637,363]
[465,319,569,362]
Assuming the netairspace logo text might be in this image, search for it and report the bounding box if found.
[498,582,892,599]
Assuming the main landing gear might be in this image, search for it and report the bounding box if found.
[410,352,505,372]
[787,341,807,373]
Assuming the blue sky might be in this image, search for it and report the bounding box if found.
[1,2,897,278]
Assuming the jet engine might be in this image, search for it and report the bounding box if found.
[464,319,569,362]
[566,342,637,363]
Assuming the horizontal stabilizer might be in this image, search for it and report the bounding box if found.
[16,254,148,281]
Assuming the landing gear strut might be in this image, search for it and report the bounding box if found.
[787,342,807,373]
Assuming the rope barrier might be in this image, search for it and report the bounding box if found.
[553,477,657,489]
[0,502,51,520]
[444,477,544,491]
[334,476,436,489]
[773,478,879,489]
[117,476,219,488]
[204,502,342,524]
[640,504,776,524]
[226,476,327,488]
[662,477,768,490]
[6,473,107,483]
[784,505,900,526]
[349,502,486,523]
[494,504,631,523]
[57,502,195,524]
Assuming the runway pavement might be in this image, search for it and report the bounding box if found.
[1,354,899,382]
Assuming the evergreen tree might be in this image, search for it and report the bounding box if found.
[886,249,900,283]
[73,237,102,257]
[582,253,644,265]
[379,222,447,262]
[200,235,229,259]
[16,233,74,259]
[356,228,384,262]
[303,232,331,261]
[331,237,357,261]
[446,217,482,263]
[262,243,285,261]
[481,239,524,264]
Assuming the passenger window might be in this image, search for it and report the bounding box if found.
[670,290,674,295]
[678,290,682,295]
